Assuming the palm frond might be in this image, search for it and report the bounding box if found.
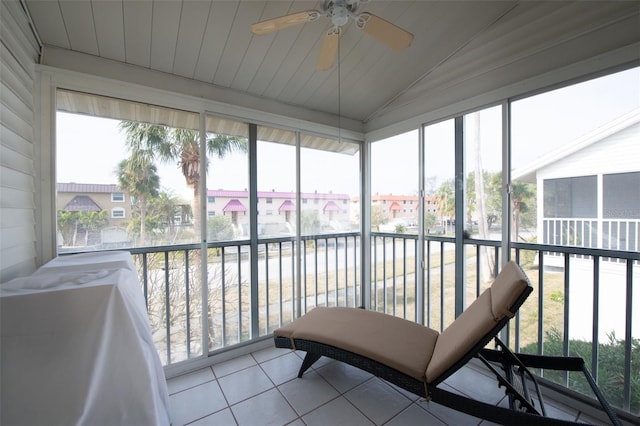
[207,134,248,158]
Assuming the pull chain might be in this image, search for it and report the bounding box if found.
[337,31,341,144]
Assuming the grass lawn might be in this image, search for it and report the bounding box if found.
[253,249,565,349]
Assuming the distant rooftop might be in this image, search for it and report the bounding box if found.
[208,189,350,200]
[63,195,101,212]
[57,183,121,193]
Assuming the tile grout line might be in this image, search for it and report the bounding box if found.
[254,350,304,424]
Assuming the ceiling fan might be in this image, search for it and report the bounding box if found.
[251,0,414,70]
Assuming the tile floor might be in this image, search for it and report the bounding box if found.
[167,346,601,426]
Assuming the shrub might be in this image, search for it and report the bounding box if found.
[521,328,639,415]
[207,216,235,241]
[517,236,538,268]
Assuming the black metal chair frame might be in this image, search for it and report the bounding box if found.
[274,282,622,425]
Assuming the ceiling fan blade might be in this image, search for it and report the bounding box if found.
[316,28,340,71]
[356,13,413,51]
[251,10,320,35]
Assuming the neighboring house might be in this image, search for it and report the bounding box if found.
[206,189,351,237]
[56,183,130,247]
[371,193,439,225]
[349,193,440,232]
[57,183,130,223]
[373,194,418,225]
[513,109,640,261]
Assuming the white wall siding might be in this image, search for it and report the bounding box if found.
[0,0,39,282]
[537,121,640,180]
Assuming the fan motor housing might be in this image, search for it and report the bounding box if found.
[323,0,361,15]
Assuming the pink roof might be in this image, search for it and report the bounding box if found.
[323,201,340,212]
[279,200,295,212]
[210,189,249,198]
[222,199,246,212]
[208,189,350,200]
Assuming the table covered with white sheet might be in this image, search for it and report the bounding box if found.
[0,251,170,425]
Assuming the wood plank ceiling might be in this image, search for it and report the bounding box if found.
[24,0,640,130]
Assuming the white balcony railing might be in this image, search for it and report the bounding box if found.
[543,218,640,252]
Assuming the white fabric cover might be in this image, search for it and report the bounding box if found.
[1,251,170,426]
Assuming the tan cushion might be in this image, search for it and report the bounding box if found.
[490,261,530,320]
[274,307,439,380]
[425,261,529,382]
[425,290,496,382]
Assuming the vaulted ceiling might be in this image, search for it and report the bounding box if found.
[24,0,640,135]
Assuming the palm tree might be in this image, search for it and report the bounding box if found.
[57,210,76,247]
[78,210,109,246]
[148,190,182,243]
[116,157,160,245]
[436,179,455,233]
[371,203,385,232]
[511,182,535,241]
[150,191,179,227]
[119,122,247,235]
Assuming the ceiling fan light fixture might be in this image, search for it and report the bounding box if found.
[331,6,349,27]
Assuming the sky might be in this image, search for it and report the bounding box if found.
[57,67,639,199]
[370,67,640,195]
[56,113,361,199]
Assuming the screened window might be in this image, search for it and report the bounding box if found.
[604,172,640,219]
[56,89,199,250]
[543,176,597,218]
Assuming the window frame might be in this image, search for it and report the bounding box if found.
[111,192,125,202]
[111,207,125,219]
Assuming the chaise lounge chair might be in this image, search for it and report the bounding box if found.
[273,261,621,425]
